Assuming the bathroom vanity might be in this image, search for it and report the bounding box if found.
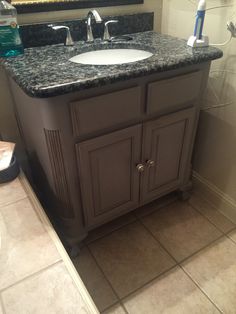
[2,30,222,248]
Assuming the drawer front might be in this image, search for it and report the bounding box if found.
[70,86,142,137]
[147,71,203,114]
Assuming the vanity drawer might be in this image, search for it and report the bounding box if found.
[70,86,142,136]
[146,71,203,114]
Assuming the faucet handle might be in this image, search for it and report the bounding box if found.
[48,24,74,46]
[103,20,118,41]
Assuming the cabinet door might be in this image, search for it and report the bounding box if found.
[76,125,142,227]
[141,108,195,203]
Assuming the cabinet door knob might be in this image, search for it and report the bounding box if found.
[146,160,155,168]
[136,163,145,173]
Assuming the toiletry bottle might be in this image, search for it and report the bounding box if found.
[194,0,206,40]
[0,0,23,57]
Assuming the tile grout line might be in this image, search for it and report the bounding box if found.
[85,198,229,312]
[178,234,224,264]
[135,216,228,310]
[99,301,121,314]
[0,195,28,210]
[136,216,179,264]
[188,199,236,236]
[180,266,223,313]
[86,244,122,312]
[88,215,225,312]
[137,203,227,266]
[20,172,100,314]
[0,294,6,314]
[86,196,178,246]
[100,301,129,314]
[85,217,138,246]
[133,195,178,221]
[119,264,178,303]
[191,190,236,225]
[86,219,178,310]
[0,260,63,294]
[86,225,178,313]
[136,199,236,313]
[121,303,129,314]
[120,221,225,313]
[224,231,236,246]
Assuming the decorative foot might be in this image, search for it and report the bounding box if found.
[66,243,81,258]
[178,181,193,201]
[178,190,191,201]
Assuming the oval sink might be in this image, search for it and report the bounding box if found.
[69,49,153,65]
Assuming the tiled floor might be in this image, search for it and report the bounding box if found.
[0,177,95,314]
[73,192,236,313]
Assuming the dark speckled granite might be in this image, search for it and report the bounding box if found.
[1,31,223,98]
[20,12,154,48]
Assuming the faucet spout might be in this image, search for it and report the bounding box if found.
[88,9,102,23]
[86,10,102,42]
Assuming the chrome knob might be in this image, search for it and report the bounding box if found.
[146,160,155,168]
[136,164,145,173]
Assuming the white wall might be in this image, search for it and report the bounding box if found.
[162,0,236,202]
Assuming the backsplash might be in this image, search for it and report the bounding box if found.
[20,12,154,48]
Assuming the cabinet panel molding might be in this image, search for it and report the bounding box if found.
[147,71,203,114]
[141,107,196,203]
[44,129,74,218]
[70,86,142,137]
[76,124,142,227]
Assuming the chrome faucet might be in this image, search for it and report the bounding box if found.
[48,25,74,46]
[103,20,118,41]
[86,10,103,42]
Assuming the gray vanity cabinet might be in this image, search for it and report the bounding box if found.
[76,124,142,227]
[141,107,195,204]
[77,106,196,227]
[8,62,211,246]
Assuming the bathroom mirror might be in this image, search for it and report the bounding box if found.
[12,0,143,14]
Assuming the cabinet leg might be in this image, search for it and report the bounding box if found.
[66,243,82,258]
[178,181,193,201]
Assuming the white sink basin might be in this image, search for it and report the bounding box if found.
[69,49,153,65]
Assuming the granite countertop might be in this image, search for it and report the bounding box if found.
[1,31,223,98]
[0,173,99,314]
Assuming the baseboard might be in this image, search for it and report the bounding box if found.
[192,170,236,224]
[19,171,99,314]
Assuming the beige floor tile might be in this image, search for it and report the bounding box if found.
[103,303,126,314]
[141,201,222,262]
[0,198,61,290]
[134,192,178,218]
[182,237,236,313]
[85,212,136,244]
[89,221,175,298]
[189,193,235,233]
[2,262,91,314]
[228,229,236,242]
[0,178,27,208]
[73,247,118,312]
[123,266,220,314]
[0,301,3,314]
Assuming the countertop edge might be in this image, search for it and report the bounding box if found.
[6,51,223,99]
[1,31,223,99]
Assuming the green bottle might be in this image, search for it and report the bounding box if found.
[0,0,23,57]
